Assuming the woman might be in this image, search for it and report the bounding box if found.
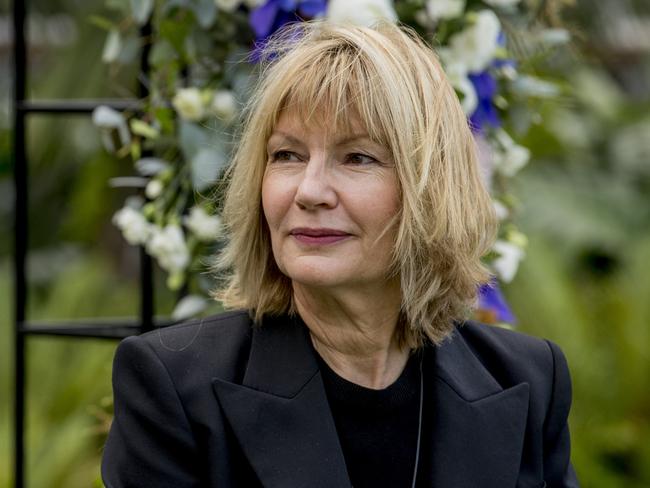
[102,21,578,488]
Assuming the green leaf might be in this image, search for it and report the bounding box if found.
[130,0,155,25]
[130,140,142,161]
[167,271,186,290]
[87,15,115,32]
[154,107,176,134]
[149,39,178,67]
[130,119,160,139]
[159,16,193,53]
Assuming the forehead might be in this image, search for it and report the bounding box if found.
[271,106,368,142]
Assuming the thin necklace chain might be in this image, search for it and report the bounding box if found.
[410,352,424,488]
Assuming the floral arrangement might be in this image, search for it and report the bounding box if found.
[94,0,569,323]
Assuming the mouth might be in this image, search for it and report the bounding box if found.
[289,227,351,245]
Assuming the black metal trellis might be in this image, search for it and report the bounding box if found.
[11,2,159,487]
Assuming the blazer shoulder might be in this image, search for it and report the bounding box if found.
[455,321,563,390]
[128,310,254,385]
[139,309,252,348]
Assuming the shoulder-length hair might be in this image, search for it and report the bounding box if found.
[214,20,497,347]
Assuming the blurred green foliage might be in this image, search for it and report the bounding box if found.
[508,234,650,487]
[0,254,134,488]
[1,0,649,487]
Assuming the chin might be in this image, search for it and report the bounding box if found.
[288,271,347,289]
[283,263,350,290]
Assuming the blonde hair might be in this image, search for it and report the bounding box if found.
[214,20,497,346]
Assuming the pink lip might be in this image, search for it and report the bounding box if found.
[290,228,351,245]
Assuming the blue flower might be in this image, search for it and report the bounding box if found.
[477,279,516,324]
[467,32,518,131]
[249,0,327,41]
[469,71,500,131]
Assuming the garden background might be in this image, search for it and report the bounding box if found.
[1,0,650,486]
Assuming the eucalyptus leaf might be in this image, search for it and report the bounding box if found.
[536,28,570,46]
[149,39,178,67]
[231,67,257,101]
[102,30,122,63]
[106,0,131,13]
[92,106,131,148]
[179,121,211,161]
[130,0,155,25]
[163,0,191,14]
[191,147,227,191]
[192,0,218,29]
[92,105,125,129]
[125,195,146,209]
[109,177,149,188]
[135,158,170,176]
[117,35,141,65]
[511,76,560,99]
[171,294,208,320]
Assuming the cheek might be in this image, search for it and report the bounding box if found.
[354,178,401,226]
[261,173,291,233]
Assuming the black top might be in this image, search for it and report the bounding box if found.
[317,350,427,488]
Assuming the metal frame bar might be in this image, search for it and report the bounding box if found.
[17,99,143,113]
[11,2,154,487]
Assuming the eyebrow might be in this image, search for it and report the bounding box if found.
[267,131,374,146]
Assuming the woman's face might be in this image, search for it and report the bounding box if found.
[262,111,401,292]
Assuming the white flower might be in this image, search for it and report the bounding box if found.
[172,87,205,121]
[211,90,238,123]
[446,10,501,73]
[493,130,530,177]
[92,105,131,151]
[492,240,524,283]
[426,0,465,21]
[442,59,478,114]
[147,225,190,272]
[493,144,530,176]
[184,207,223,242]
[327,0,398,26]
[483,0,520,7]
[511,75,560,98]
[215,0,241,12]
[112,207,151,245]
[145,179,163,199]
[493,200,509,221]
[171,294,208,321]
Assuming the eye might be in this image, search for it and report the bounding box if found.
[270,150,301,162]
[345,153,377,165]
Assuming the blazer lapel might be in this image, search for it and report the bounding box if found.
[428,328,530,487]
[212,315,351,488]
[213,316,529,488]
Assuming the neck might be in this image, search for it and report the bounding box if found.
[293,280,409,389]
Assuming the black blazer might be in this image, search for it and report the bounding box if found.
[101,311,579,488]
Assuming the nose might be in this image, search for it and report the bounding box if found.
[294,154,338,210]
